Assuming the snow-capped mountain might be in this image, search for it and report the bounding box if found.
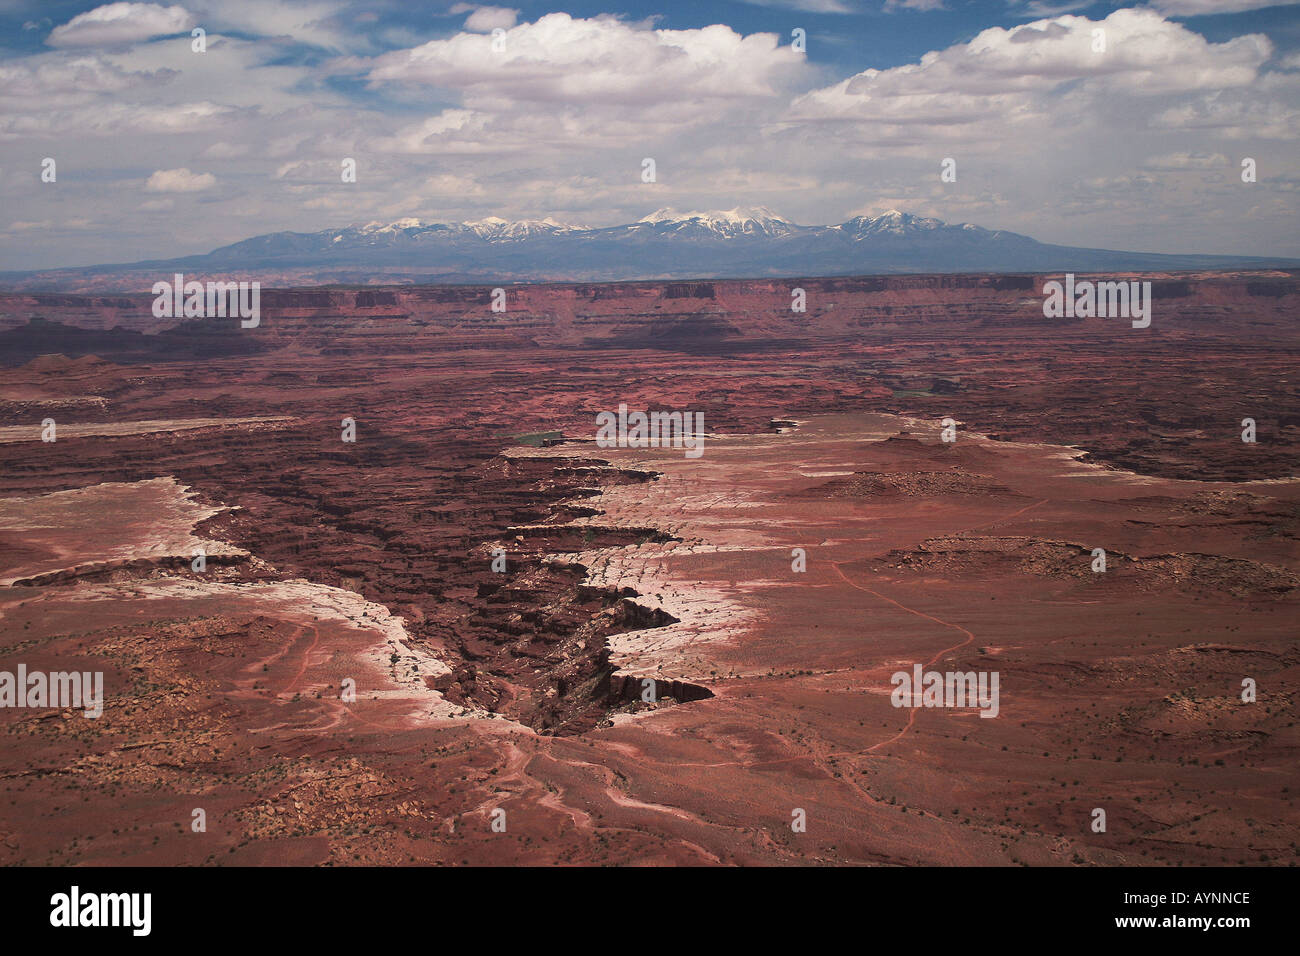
[839,210,947,238]
[357,217,426,234]
[635,206,797,238]
[461,217,587,240]
[4,209,1295,291]
[339,216,587,242]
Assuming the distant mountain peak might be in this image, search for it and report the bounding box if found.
[837,209,951,238]
[636,205,796,238]
[350,215,587,239]
[358,217,426,234]
[9,207,1294,293]
[462,216,585,239]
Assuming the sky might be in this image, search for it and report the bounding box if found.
[1,0,1298,270]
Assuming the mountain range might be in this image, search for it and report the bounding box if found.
[3,207,1296,292]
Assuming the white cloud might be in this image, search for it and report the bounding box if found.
[48,3,193,48]
[145,167,216,191]
[361,13,811,162]
[191,0,351,51]
[450,5,519,33]
[786,9,1270,136]
[367,14,806,105]
[767,8,1296,255]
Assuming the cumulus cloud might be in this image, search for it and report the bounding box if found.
[766,7,1296,255]
[360,13,811,160]
[145,167,216,191]
[367,14,806,105]
[450,4,519,32]
[785,9,1270,136]
[47,3,193,48]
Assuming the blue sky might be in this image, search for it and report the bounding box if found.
[1,0,1298,269]
[6,2,1298,63]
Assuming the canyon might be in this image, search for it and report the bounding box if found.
[0,270,1296,865]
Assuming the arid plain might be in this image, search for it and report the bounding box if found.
[0,272,1297,865]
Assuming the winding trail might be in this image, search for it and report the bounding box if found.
[830,497,1048,753]
[830,564,974,753]
[831,564,977,668]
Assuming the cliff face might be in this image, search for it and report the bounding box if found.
[3,270,1298,481]
[2,270,1297,348]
